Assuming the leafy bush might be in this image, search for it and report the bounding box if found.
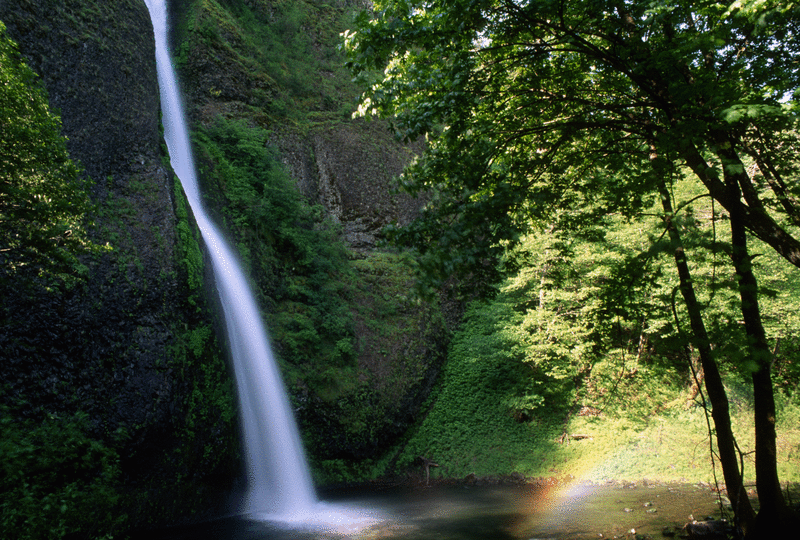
[0,22,96,289]
[176,0,359,123]
[392,184,800,482]
[0,409,123,540]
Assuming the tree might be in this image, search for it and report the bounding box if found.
[345,0,800,535]
[0,21,94,288]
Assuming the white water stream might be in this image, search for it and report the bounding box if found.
[143,0,317,520]
[144,1,381,532]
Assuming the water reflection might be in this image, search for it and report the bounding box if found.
[136,482,724,540]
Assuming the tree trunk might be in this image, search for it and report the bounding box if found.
[680,142,800,269]
[721,163,793,537]
[656,182,756,532]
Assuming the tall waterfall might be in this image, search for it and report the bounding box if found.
[144,0,316,519]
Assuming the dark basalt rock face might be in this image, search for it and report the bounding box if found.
[0,0,159,182]
[273,121,426,251]
[0,0,239,527]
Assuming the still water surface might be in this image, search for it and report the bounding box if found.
[141,482,725,540]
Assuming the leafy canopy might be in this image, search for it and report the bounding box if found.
[344,0,800,291]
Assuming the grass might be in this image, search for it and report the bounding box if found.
[386,285,800,487]
[395,364,800,486]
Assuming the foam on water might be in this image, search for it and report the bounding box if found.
[252,501,385,535]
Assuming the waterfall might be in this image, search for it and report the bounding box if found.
[143,0,316,519]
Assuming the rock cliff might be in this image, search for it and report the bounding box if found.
[0,0,447,535]
[0,0,239,530]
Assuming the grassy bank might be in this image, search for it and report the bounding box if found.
[391,299,800,486]
[385,214,800,487]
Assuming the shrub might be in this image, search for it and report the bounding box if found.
[0,409,124,539]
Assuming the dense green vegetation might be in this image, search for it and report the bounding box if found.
[308,250,447,483]
[193,117,356,369]
[0,21,95,289]
[346,0,800,534]
[0,21,122,538]
[192,116,365,472]
[174,0,446,481]
[174,0,361,126]
[190,113,447,484]
[394,195,800,485]
[0,410,124,540]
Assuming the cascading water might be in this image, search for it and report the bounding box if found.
[143,0,317,520]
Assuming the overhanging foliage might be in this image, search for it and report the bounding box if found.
[0,22,96,288]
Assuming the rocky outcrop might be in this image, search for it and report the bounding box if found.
[274,121,425,250]
[0,0,239,527]
[168,0,426,249]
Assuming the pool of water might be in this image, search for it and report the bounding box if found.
[137,482,726,540]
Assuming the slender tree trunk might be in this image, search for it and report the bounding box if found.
[681,143,800,269]
[722,167,792,537]
[656,182,756,532]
